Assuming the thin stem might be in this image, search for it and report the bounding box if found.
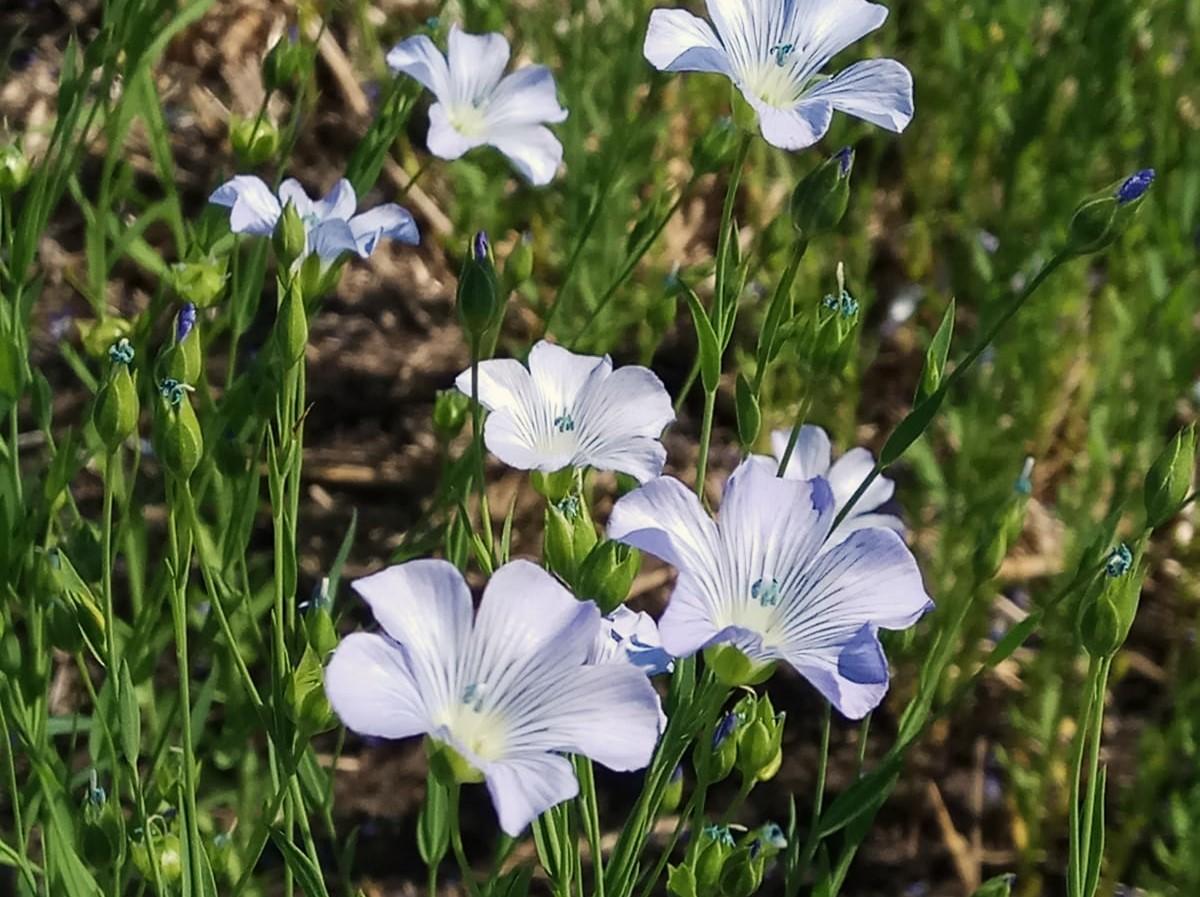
[713,135,752,324]
[635,788,700,897]
[795,701,832,882]
[694,387,717,500]
[0,699,37,894]
[1068,654,1100,897]
[752,238,808,394]
[100,449,124,811]
[1077,656,1112,896]
[398,156,431,199]
[774,394,814,478]
[447,784,482,897]
[576,758,605,897]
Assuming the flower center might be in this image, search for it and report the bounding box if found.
[750,577,782,607]
[448,102,489,138]
[554,412,576,433]
[434,682,508,762]
[740,50,804,108]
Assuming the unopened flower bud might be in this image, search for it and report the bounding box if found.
[1144,424,1195,528]
[504,233,534,287]
[457,231,500,342]
[659,764,684,815]
[164,304,201,384]
[157,386,203,479]
[273,281,309,369]
[432,389,470,440]
[94,350,140,452]
[719,846,763,897]
[692,117,740,175]
[287,644,336,734]
[274,201,308,269]
[790,148,853,241]
[734,374,761,448]
[701,712,740,783]
[0,143,31,194]
[576,540,640,614]
[230,116,280,167]
[263,26,307,92]
[1066,168,1154,256]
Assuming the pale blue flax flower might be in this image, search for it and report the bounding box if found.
[324,559,662,835]
[770,424,902,546]
[455,340,675,483]
[644,0,913,151]
[387,24,568,185]
[588,606,674,676]
[208,176,418,262]
[608,457,932,718]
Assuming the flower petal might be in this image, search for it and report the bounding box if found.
[804,58,914,133]
[447,25,511,104]
[572,364,674,482]
[325,632,430,738]
[825,447,895,513]
[466,560,600,692]
[484,752,577,836]
[349,204,420,256]
[277,178,316,220]
[590,607,674,676]
[486,66,568,129]
[608,475,720,575]
[643,8,731,75]
[771,425,832,479]
[427,102,484,160]
[315,178,358,222]
[788,646,889,719]
[749,96,833,151]
[351,559,473,715]
[529,341,609,411]
[488,124,564,185]
[785,0,890,80]
[209,175,281,235]
[386,34,452,99]
[308,219,360,261]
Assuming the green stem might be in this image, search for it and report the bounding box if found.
[1077,656,1112,897]
[448,784,482,897]
[795,701,832,882]
[1068,655,1100,897]
[0,699,37,894]
[713,135,752,325]
[774,394,814,478]
[694,387,717,500]
[752,238,808,394]
[635,788,700,897]
[576,758,605,897]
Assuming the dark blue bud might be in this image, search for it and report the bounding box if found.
[1115,169,1155,204]
[834,146,854,177]
[473,230,490,263]
[176,303,196,342]
[712,711,738,749]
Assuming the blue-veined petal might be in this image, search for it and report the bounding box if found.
[803,58,914,133]
[447,25,511,104]
[307,218,360,262]
[572,365,675,483]
[387,34,453,100]
[325,632,430,738]
[209,175,281,235]
[750,97,833,150]
[643,8,732,74]
[349,204,420,256]
[528,341,608,412]
[486,66,569,129]
[483,753,578,836]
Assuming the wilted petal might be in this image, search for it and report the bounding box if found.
[804,59,914,133]
[484,752,577,836]
[643,8,731,74]
[486,66,568,128]
[447,25,511,103]
[349,204,420,256]
[351,559,473,715]
[387,34,453,99]
[209,175,281,235]
[488,125,564,186]
[325,633,430,738]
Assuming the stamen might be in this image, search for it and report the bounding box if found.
[554,412,576,433]
[751,577,782,607]
[461,682,489,712]
[770,43,794,66]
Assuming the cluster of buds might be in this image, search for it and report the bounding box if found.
[672,821,788,897]
[697,693,785,785]
[543,490,640,613]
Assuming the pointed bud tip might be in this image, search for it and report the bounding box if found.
[472,231,490,262]
[176,303,196,343]
[834,146,854,176]
[1116,168,1155,204]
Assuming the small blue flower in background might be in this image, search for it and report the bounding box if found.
[1115,169,1155,204]
[208,175,419,264]
[387,24,569,186]
[324,559,662,836]
[588,606,674,676]
[455,340,675,484]
[609,457,933,718]
[771,424,903,548]
[644,0,914,151]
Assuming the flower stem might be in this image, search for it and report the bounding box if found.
[576,757,605,897]
[774,393,814,478]
[694,387,717,501]
[447,783,482,897]
[794,701,832,883]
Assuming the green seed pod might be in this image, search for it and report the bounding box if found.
[719,847,763,897]
[790,148,854,241]
[1144,424,1196,529]
[1080,547,1143,657]
[263,28,308,92]
[169,258,227,308]
[433,389,471,440]
[703,643,775,687]
[156,834,183,885]
[734,373,761,448]
[737,720,774,779]
[229,115,280,167]
[94,361,140,452]
[0,143,31,194]
[695,827,735,891]
[273,281,309,369]
[667,863,698,897]
[157,389,203,480]
[457,232,500,343]
[80,317,132,358]
[659,765,684,815]
[692,117,740,176]
[504,233,534,287]
[576,540,641,614]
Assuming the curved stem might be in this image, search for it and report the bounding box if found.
[447,783,482,897]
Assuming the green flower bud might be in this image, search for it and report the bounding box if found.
[427,737,485,786]
[692,117,740,175]
[165,304,201,384]
[169,258,227,308]
[719,846,763,897]
[288,644,336,735]
[504,233,534,287]
[274,281,309,369]
[916,298,955,405]
[543,503,579,583]
[737,720,774,778]
[305,605,337,658]
[229,116,280,167]
[700,711,740,783]
[274,200,308,270]
[263,27,307,92]
[0,143,31,194]
[531,467,576,502]
[694,827,735,891]
[790,148,853,241]
[157,386,203,479]
[433,389,471,440]
[0,630,20,678]
[457,231,500,343]
[734,373,761,448]
[1065,169,1154,256]
[576,540,641,614]
[1144,424,1196,528]
[704,643,775,687]
[94,356,140,452]
[1079,544,1142,657]
[659,765,684,815]
[970,873,1016,897]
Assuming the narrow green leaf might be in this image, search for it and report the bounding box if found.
[681,285,721,394]
[118,660,140,766]
[879,389,945,467]
[268,828,330,897]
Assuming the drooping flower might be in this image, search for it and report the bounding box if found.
[324,559,662,835]
[770,425,902,545]
[387,25,568,185]
[588,606,674,676]
[608,457,932,718]
[644,0,913,151]
[456,340,675,483]
[208,176,419,262]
